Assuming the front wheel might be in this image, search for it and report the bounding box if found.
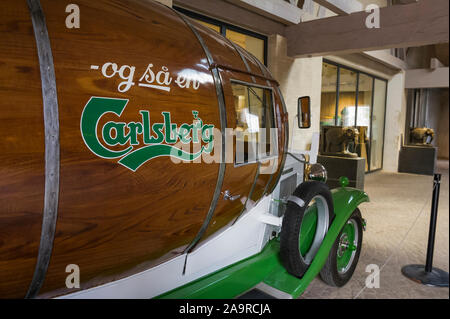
[320,208,363,287]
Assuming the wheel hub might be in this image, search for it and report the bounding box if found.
[337,219,358,274]
[337,234,349,257]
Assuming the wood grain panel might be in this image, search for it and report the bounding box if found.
[38,0,220,296]
[197,69,257,242]
[0,0,45,298]
[197,67,284,242]
[0,0,286,298]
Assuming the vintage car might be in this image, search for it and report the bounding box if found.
[0,0,368,298]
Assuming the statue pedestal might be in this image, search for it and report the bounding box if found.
[317,155,365,191]
[398,145,437,176]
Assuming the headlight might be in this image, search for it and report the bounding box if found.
[305,163,327,183]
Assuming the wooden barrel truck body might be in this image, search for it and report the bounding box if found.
[0,0,288,298]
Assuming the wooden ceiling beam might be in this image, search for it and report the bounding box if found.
[286,0,449,58]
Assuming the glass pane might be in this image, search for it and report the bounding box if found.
[226,29,265,64]
[356,74,373,172]
[320,63,338,126]
[194,19,221,33]
[232,83,275,164]
[337,68,357,126]
[370,79,387,171]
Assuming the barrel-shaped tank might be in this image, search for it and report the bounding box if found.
[0,0,287,298]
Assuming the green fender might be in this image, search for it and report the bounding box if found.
[260,184,369,298]
[156,184,369,299]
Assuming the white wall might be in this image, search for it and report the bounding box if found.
[383,72,407,172]
[268,34,323,154]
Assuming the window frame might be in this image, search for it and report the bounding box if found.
[174,6,268,66]
[321,59,388,173]
[230,79,278,167]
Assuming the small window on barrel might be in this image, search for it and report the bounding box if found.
[231,82,277,165]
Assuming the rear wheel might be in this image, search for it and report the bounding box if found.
[280,181,333,278]
[320,209,363,287]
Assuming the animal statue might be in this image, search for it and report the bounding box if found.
[323,127,359,158]
[410,127,435,146]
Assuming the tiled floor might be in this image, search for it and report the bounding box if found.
[301,160,449,299]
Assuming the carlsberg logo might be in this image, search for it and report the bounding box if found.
[81,97,214,171]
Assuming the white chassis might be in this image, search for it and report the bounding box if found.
[60,134,319,299]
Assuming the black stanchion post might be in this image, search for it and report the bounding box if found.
[425,174,441,272]
[401,173,449,287]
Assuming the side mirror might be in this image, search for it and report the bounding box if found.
[298,96,311,129]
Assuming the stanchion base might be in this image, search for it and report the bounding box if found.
[402,264,449,287]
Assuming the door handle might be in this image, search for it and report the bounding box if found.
[222,190,241,201]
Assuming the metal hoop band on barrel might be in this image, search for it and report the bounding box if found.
[172,11,228,256]
[26,0,61,298]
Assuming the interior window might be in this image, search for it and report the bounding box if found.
[226,29,265,64]
[231,82,276,165]
[194,19,221,33]
[320,62,338,126]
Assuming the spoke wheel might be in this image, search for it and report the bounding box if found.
[320,209,363,287]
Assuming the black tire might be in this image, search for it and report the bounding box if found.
[320,208,363,287]
[280,181,333,278]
